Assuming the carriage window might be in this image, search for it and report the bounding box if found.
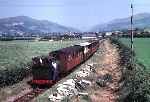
[78,52,80,57]
[73,52,76,58]
[68,55,72,61]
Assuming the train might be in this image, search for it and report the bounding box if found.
[31,40,99,86]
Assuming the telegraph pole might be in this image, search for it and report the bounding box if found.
[131,3,134,52]
[131,3,135,101]
[131,2,134,65]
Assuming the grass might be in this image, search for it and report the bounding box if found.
[0,40,84,71]
[120,38,150,69]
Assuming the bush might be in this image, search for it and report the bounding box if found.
[125,62,150,102]
[0,63,31,87]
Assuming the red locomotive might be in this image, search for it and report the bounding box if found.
[31,40,99,86]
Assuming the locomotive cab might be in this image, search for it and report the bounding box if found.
[31,55,60,85]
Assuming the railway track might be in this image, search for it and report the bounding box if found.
[13,88,47,102]
[6,72,68,102]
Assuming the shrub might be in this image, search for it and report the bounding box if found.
[0,63,31,87]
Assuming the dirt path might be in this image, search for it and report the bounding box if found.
[89,39,121,102]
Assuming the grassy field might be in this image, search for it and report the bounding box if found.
[120,38,150,69]
[0,40,84,71]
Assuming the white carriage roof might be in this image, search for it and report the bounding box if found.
[76,42,91,46]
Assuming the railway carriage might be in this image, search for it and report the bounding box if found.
[89,40,99,53]
[58,45,83,73]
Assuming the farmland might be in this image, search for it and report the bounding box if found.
[120,38,150,69]
[0,40,84,71]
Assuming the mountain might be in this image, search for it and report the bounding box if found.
[0,16,80,35]
[90,13,150,32]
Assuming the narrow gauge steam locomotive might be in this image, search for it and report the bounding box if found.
[31,40,99,86]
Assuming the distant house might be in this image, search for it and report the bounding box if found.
[82,33,97,39]
[105,32,113,36]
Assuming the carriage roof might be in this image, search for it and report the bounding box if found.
[59,45,83,54]
[75,42,91,46]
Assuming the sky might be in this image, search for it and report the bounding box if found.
[0,0,149,30]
